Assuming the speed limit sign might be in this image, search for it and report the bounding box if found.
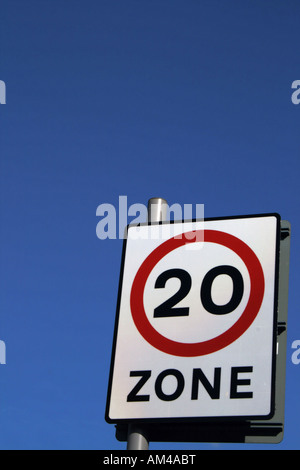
[106,214,280,423]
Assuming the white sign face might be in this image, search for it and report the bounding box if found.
[106,214,280,422]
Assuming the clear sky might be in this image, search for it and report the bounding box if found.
[0,0,299,450]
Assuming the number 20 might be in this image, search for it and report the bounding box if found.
[153,266,244,318]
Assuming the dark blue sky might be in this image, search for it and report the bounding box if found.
[0,0,299,449]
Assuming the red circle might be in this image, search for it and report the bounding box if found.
[130,230,265,357]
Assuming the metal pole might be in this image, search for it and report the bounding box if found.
[126,423,149,450]
[147,197,168,225]
[126,197,168,450]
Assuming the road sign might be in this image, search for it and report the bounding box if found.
[106,214,281,423]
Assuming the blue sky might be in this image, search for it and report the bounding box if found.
[0,0,299,450]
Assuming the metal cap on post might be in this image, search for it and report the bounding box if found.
[147,197,168,224]
[126,197,168,451]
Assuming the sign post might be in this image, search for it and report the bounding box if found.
[106,206,290,445]
[126,197,168,450]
